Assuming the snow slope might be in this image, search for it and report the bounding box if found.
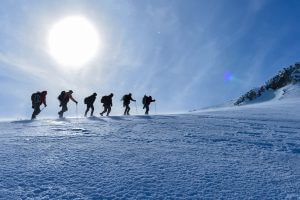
[246,83,300,106]
[0,93,300,199]
[199,83,300,111]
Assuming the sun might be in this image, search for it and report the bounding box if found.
[48,16,99,68]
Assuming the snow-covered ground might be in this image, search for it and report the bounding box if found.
[1,86,300,199]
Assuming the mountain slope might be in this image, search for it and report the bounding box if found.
[1,63,300,199]
[235,63,300,105]
[0,101,300,199]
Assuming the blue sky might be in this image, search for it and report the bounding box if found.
[0,0,300,118]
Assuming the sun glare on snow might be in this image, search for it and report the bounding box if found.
[47,16,100,69]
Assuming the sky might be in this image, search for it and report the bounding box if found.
[0,0,300,118]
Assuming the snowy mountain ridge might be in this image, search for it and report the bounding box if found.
[235,62,300,105]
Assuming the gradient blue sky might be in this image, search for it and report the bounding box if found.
[0,0,300,118]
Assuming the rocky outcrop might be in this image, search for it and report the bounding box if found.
[234,63,300,105]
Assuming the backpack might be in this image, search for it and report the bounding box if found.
[84,97,88,104]
[142,96,147,105]
[31,93,41,105]
[123,95,130,101]
[58,91,65,102]
[101,96,106,103]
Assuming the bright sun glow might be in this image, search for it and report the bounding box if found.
[48,16,99,68]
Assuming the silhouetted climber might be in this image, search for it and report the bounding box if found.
[58,90,78,118]
[100,93,114,116]
[122,93,136,115]
[31,91,47,120]
[84,93,97,117]
[142,95,156,115]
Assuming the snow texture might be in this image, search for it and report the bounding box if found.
[1,88,300,199]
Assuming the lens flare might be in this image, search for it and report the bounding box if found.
[224,71,234,81]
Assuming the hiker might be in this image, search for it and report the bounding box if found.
[122,93,136,115]
[58,90,78,118]
[142,95,156,115]
[84,93,97,117]
[31,91,47,119]
[100,93,114,116]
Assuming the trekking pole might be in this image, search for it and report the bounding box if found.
[76,104,78,119]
